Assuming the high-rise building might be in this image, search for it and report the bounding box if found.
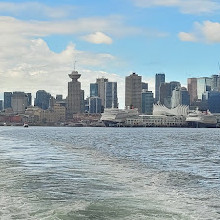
[211,75,220,91]
[159,82,172,108]
[105,82,118,108]
[187,78,198,105]
[26,93,32,106]
[170,81,181,92]
[141,90,154,114]
[203,91,220,113]
[142,82,148,90]
[125,72,142,112]
[81,90,85,113]
[197,77,212,100]
[0,100,3,111]
[4,92,12,109]
[171,87,190,108]
[67,70,82,116]
[89,97,102,113]
[56,95,63,101]
[155,73,165,103]
[11,92,28,114]
[96,77,108,107]
[34,90,51,110]
[90,83,99,97]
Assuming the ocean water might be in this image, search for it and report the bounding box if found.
[0,126,219,220]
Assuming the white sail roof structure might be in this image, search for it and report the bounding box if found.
[153,104,189,116]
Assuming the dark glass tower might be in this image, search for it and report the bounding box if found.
[34,90,51,110]
[155,73,165,103]
[4,92,12,109]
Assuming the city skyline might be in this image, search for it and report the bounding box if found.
[1,0,220,107]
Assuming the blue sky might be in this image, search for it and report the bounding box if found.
[1,0,220,106]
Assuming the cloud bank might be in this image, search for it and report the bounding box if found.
[132,0,220,14]
[179,20,220,43]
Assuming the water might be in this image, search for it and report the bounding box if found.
[0,126,219,219]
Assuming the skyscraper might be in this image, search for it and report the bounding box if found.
[67,69,82,116]
[105,82,118,108]
[187,78,198,105]
[11,92,28,114]
[89,97,102,113]
[0,100,3,111]
[96,77,108,107]
[211,75,220,91]
[4,92,12,109]
[155,73,165,103]
[203,91,220,113]
[26,93,32,106]
[171,87,190,108]
[197,77,212,100]
[142,82,148,90]
[170,81,181,92]
[90,83,99,97]
[125,72,142,112]
[142,90,154,114]
[159,82,172,108]
[34,90,51,110]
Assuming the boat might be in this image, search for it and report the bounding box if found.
[100,108,139,127]
[23,123,29,128]
[186,110,217,128]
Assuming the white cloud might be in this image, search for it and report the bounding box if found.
[132,0,220,14]
[81,32,113,44]
[0,35,121,102]
[0,16,143,38]
[0,2,76,18]
[178,32,197,42]
[178,20,220,43]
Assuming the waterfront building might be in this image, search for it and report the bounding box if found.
[197,77,212,100]
[105,82,118,108]
[35,90,51,110]
[25,106,42,124]
[171,87,190,108]
[96,77,108,107]
[89,96,102,114]
[55,95,66,108]
[159,82,172,108]
[67,69,83,116]
[53,103,66,122]
[155,73,165,103]
[125,115,187,127]
[4,92,12,109]
[126,104,188,127]
[11,92,28,114]
[142,90,154,114]
[187,78,198,105]
[90,83,99,97]
[38,103,66,124]
[125,72,142,112]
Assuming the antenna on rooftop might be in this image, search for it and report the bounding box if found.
[73,60,77,71]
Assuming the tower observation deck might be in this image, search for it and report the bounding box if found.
[68,70,81,81]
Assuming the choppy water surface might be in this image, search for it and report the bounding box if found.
[0,127,219,219]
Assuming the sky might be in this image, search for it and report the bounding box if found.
[1,0,220,107]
